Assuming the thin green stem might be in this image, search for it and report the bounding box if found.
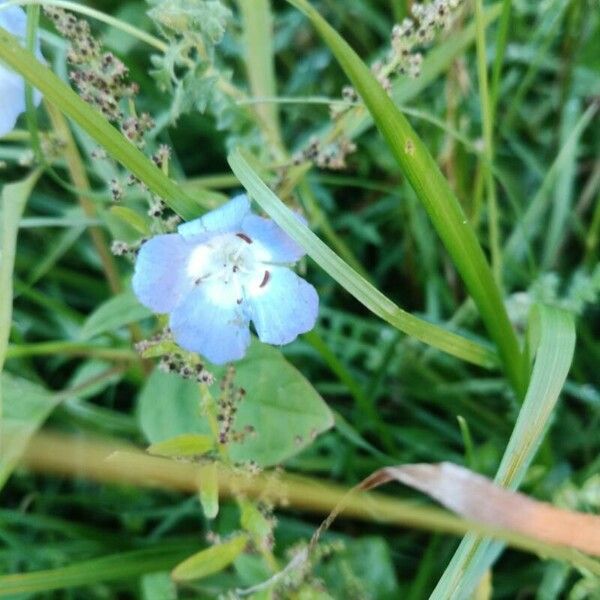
[489,0,512,120]
[45,103,122,295]
[6,341,138,361]
[236,0,286,161]
[475,0,502,284]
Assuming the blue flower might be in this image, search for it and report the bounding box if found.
[132,195,319,364]
[0,3,42,137]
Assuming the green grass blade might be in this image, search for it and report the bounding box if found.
[0,374,59,490]
[0,171,42,444]
[228,149,497,369]
[0,170,41,376]
[542,98,582,268]
[490,0,512,118]
[474,0,501,283]
[0,27,199,220]
[284,0,526,397]
[0,542,198,596]
[430,305,576,598]
[237,0,284,157]
[503,101,598,272]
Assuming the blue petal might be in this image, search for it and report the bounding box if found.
[178,194,250,240]
[132,234,191,313]
[169,288,251,364]
[0,6,27,39]
[0,6,43,137]
[0,68,25,137]
[248,268,318,345]
[0,4,44,60]
[240,214,305,263]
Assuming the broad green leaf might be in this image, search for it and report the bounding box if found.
[147,433,214,457]
[79,290,152,340]
[140,572,177,600]
[431,305,576,598]
[171,534,248,582]
[138,369,211,442]
[228,149,497,370]
[224,342,334,465]
[0,374,59,489]
[284,0,526,398]
[0,542,197,596]
[138,342,334,467]
[233,553,271,588]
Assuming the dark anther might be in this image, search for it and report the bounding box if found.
[259,270,271,288]
[236,233,253,244]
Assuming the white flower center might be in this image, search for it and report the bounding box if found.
[185,232,272,306]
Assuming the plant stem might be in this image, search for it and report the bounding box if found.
[475,0,502,285]
[45,103,122,295]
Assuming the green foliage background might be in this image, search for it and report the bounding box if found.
[0,0,598,598]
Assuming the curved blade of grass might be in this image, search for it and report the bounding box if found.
[431,304,576,599]
[504,101,598,272]
[0,170,42,444]
[0,27,199,220]
[237,0,284,158]
[284,0,526,398]
[0,169,41,377]
[228,149,496,369]
[0,542,198,596]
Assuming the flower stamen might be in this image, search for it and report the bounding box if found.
[236,233,253,244]
[259,270,271,289]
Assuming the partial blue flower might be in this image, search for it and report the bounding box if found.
[133,195,319,364]
[0,3,43,137]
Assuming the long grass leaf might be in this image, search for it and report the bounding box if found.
[229,149,496,368]
[284,0,526,397]
[237,0,284,156]
[431,305,577,598]
[0,170,40,376]
[0,542,197,596]
[504,101,598,273]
